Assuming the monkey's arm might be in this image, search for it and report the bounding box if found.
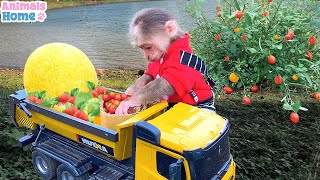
[125,74,154,95]
[134,77,175,103]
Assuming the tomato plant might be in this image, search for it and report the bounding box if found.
[186,0,319,120]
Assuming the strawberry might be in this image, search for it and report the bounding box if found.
[36,99,44,104]
[58,93,70,103]
[27,96,39,103]
[67,96,76,104]
[65,106,77,116]
[73,110,88,121]
[91,90,99,98]
[96,86,107,94]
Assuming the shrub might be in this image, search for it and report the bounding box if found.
[186,0,320,118]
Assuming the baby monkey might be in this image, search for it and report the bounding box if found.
[116,8,215,115]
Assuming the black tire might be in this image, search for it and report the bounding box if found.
[56,164,89,180]
[32,150,59,180]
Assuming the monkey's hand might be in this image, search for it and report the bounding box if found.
[115,96,142,115]
[124,85,136,96]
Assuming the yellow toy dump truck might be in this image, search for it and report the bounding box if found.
[9,88,236,180]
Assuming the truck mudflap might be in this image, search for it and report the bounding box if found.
[33,138,92,176]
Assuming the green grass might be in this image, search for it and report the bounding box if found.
[0,68,319,179]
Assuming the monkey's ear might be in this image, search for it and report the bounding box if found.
[165,20,178,37]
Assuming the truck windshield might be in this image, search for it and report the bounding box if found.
[183,125,231,179]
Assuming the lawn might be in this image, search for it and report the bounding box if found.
[0,68,319,179]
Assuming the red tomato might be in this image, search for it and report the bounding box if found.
[288,30,295,39]
[108,105,116,114]
[312,92,320,101]
[268,0,273,2]
[109,99,115,104]
[217,13,222,18]
[225,56,230,62]
[109,92,116,99]
[102,94,110,102]
[120,94,128,100]
[113,100,120,106]
[284,34,292,40]
[216,5,221,11]
[290,112,299,124]
[235,11,244,19]
[242,96,251,105]
[305,51,313,60]
[263,11,268,17]
[250,85,259,93]
[241,35,247,40]
[268,55,276,64]
[114,94,122,101]
[215,34,221,40]
[274,76,282,84]
[309,36,317,45]
[223,86,233,95]
[104,102,110,108]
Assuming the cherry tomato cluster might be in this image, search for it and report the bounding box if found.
[102,92,129,114]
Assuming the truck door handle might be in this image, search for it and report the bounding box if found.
[17,103,32,118]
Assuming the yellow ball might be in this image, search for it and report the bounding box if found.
[23,43,98,98]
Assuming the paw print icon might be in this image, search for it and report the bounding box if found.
[37,12,47,22]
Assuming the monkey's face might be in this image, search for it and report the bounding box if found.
[139,33,171,62]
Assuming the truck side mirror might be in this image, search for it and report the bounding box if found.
[169,158,184,180]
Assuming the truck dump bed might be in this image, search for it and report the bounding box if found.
[10,89,168,160]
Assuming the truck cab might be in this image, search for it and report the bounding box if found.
[9,89,236,180]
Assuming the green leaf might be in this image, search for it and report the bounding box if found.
[230,44,237,53]
[275,44,283,50]
[244,14,252,26]
[70,88,79,96]
[75,92,93,109]
[283,102,293,111]
[90,108,100,117]
[195,11,202,19]
[27,91,39,97]
[248,48,258,53]
[39,90,46,99]
[293,101,301,113]
[41,97,59,108]
[86,81,96,90]
[234,0,241,11]
[299,106,308,111]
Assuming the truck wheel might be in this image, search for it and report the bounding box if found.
[57,164,89,180]
[32,150,58,179]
